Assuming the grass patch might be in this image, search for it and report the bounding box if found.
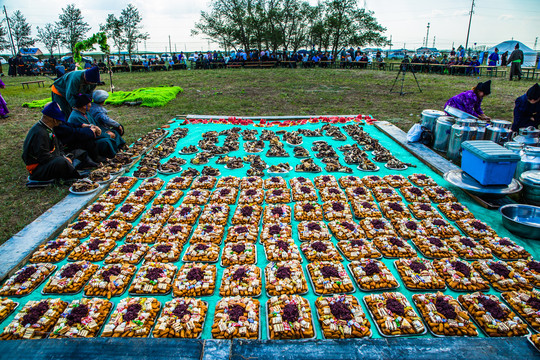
[0,68,529,244]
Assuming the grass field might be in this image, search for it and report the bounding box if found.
[0,67,532,244]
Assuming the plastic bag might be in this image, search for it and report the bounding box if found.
[407,124,423,142]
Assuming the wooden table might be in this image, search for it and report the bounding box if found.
[21,80,45,89]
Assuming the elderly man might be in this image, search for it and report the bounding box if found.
[51,66,101,119]
[512,83,540,132]
[22,102,81,182]
[88,90,125,151]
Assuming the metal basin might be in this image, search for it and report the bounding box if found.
[500,204,540,239]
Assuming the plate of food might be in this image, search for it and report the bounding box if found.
[69,179,100,195]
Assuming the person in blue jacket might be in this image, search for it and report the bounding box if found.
[51,66,101,119]
[88,90,125,151]
[512,83,540,132]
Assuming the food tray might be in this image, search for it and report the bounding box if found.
[500,293,539,334]
[362,297,427,338]
[179,150,199,155]
[220,247,258,268]
[357,165,380,172]
[157,168,182,175]
[41,285,85,296]
[212,303,262,340]
[150,300,208,339]
[49,303,114,339]
[313,300,372,339]
[69,184,100,195]
[262,246,303,264]
[527,334,540,353]
[392,262,447,292]
[134,173,157,180]
[410,299,475,338]
[265,265,309,298]
[305,266,355,296]
[346,263,399,292]
[385,164,408,171]
[337,245,383,261]
[82,278,133,299]
[266,301,316,340]
[181,252,220,264]
[0,302,19,324]
[294,165,322,173]
[5,265,58,298]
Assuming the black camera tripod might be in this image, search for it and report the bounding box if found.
[389,59,422,95]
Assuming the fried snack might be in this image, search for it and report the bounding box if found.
[422,218,461,238]
[153,298,208,338]
[125,189,156,204]
[501,290,540,332]
[306,261,354,295]
[260,223,292,244]
[210,187,238,204]
[221,242,256,266]
[29,237,80,263]
[183,189,211,205]
[408,174,437,187]
[395,258,446,290]
[424,186,458,203]
[264,239,302,262]
[479,237,530,260]
[42,261,98,294]
[379,201,411,219]
[412,293,477,337]
[473,260,532,292]
[315,295,370,339]
[199,203,230,225]
[457,292,528,337]
[78,202,115,221]
[91,219,133,241]
[129,262,177,295]
[511,259,540,288]
[339,175,363,188]
[314,175,339,189]
[372,187,402,202]
[224,224,258,243]
[337,239,382,260]
[383,174,410,188]
[211,297,260,339]
[182,243,220,263]
[140,204,174,224]
[238,188,264,205]
[373,236,416,258]
[446,236,493,259]
[157,224,192,244]
[168,204,202,225]
[361,175,385,189]
[400,186,430,203]
[264,176,288,189]
[411,236,457,259]
[217,175,241,188]
[345,186,374,202]
[456,219,498,239]
[191,175,217,189]
[301,240,342,262]
[110,203,145,222]
[408,202,441,220]
[433,257,489,292]
[190,224,225,244]
[291,186,317,203]
[319,187,347,202]
[297,221,331,242]
[68,238,116,262]
[322,201,353,221]
[268,295,315,339]
[265,261,308,296]
[144,242,181,262]
[231,204,263,225]
[392,219,428,239]
[125,223,163,244]
[365,292,425,336]
[109,176,137,190]
[105,243,150,264]
[349,259,398,290]
[97,188,129,204]
[153,189,183,205]
[220,265,261,297]
[0,298,67,340]
[265,188,291,204]
[240,176,263,189]
[59,220,98,239]
[139,177,164,190]
[0,298,18,323]
[350,200,382,218]
[294,201,323,221]
[359,218,397,239]
[437,202,474,221]
[173,263,217,297]
[101,297,161,338]
[289,176,315,189]
[0,263,56,296]
[166,176,193,190]
[50,298,113,338]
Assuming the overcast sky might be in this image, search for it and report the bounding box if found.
[2,0,539,54]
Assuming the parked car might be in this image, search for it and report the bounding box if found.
[387,51,406,60]
[161,53,172,61]
[61,56,94,64]
[22,55,39,63]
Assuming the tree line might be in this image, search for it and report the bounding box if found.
[0,3,147,59]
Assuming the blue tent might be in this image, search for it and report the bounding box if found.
[19,48,43,56]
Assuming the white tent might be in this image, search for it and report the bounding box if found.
[487,40,537,67]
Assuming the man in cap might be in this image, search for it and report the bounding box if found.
[512,83,540,132]
[88,90,125,151]
[51,66,101,119]
[22,102,81,182]
[445,80,492,121]
[507,43,524,81]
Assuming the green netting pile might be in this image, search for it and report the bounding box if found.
[22,86,183,108]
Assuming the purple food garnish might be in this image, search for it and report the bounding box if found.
[180,207,191,216]
[427,237,443,248]
[90,204,105,213]
[489,262,510,278]
[435,296,457,319]
[371,219,386,229]
[389,237,404,247]
[150,207,164,215]
[409,260,427,273]
[363,262,380,276]
[155,244,172,253]
[341,222,356,231]
[405,221,418,230]
[172,303,191,318]
[268,225,282,235]
[187,267,203,281]
[300,186,311,194]
[194,244,208,251]
[231,244,245,254]
[527,297,540,311]
[451,204,464,211]
[163,190,173,196]
[282,303,300,322]
[432,219,446,226]
[120,244,138,253]
[477,296,506,320]
[106,220,120,229]
[297,177,307,183]
[332,202,345,211]
[220,189,231,196]
[120,204,133,213]
[134,190,145,197]
[14,266,37,283]
[330,301,353,320]
[409,187,423,196]
[72,221,88,231]
[146,267,164,281]
[471,221,488,231]
[123,303,142,322]
[101,266,121,282]
[311,241,327,252]
[276,266,291,279]
[45,240,65,250]
[307,222,321,231]
[528,261,540,273]
[241,206,253,217]
[386,298,405,316]
[419,204,432,211]
[321,265,339,278]
[235,226,248,234]
[435,188,447,196]
[302,203,315,212]
[276,240,289,251]
[451,261,471,277]
[107,190,118,196]
[228,305,245,322]
[232,267,247,281]
[329,188,341,195]
[66,304,89,326]
[21,301,50,326]
[351,240,365,247]
[270,177,280,183]
[273,189,284,196]
[353,187,366,195]
[191,190,201,197]
[138,224,151,234]
[271,207,284,216]
[388,202,403,212]
[322,176,331,182]
[88,239,104,251]
[245,189,257,196]
[381,188,393,194]
[459,237,476,248]
[118,177,129,184]
[60,263,82,278]
[498,239,513,247]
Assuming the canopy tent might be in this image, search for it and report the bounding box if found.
[487,40,537,67]
[19,48,43,56]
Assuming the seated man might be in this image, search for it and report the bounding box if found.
[512,83,540,132]
[22,102,81,182]
[88,90,125,151]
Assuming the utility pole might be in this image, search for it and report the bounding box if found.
[389,35,392,52]
[168,35,172,54]
[433,36,436,48]
[535,37,538,50]
[3,6,16,57]
[465,0,475,55]
[425,23,430,47]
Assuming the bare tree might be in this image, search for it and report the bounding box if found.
[36,24,61,56]
[119,4,148,60]
[10,10,34,52]
[100,14,125,56]
[57,4,90,54]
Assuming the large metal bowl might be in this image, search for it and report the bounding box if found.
[500,204,540,239]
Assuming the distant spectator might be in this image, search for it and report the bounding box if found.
[488,48,499,66]
[501,51,509,66]
[508,43,524,81]
[0,78,9,118]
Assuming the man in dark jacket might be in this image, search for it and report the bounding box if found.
[508,43,524,81]
[51,66,101,119]
[22,102,81,182]
[512,83,540,132]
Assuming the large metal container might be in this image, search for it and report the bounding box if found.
[421,109,446,133]
[514,127,540,147]
[505,141,525,154]
[475,120,488,140]
[519,170,540,206]
[433,116,456,152]
[486,119,513,145]
[516,146,540,180]
[446,118,477,162]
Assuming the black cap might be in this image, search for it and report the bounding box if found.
[476,80,491,95]
[527,83,540,101]
[75,93,92,108]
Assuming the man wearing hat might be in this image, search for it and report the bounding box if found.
[512,83,540,132]
[444,80,492,121]
[508,43,524,81]
[68,94,116,161]
[22,102,81,182]
[51,66,101,119]
[88,90,125,151]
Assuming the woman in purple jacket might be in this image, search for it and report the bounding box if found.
[445,80,492,121]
